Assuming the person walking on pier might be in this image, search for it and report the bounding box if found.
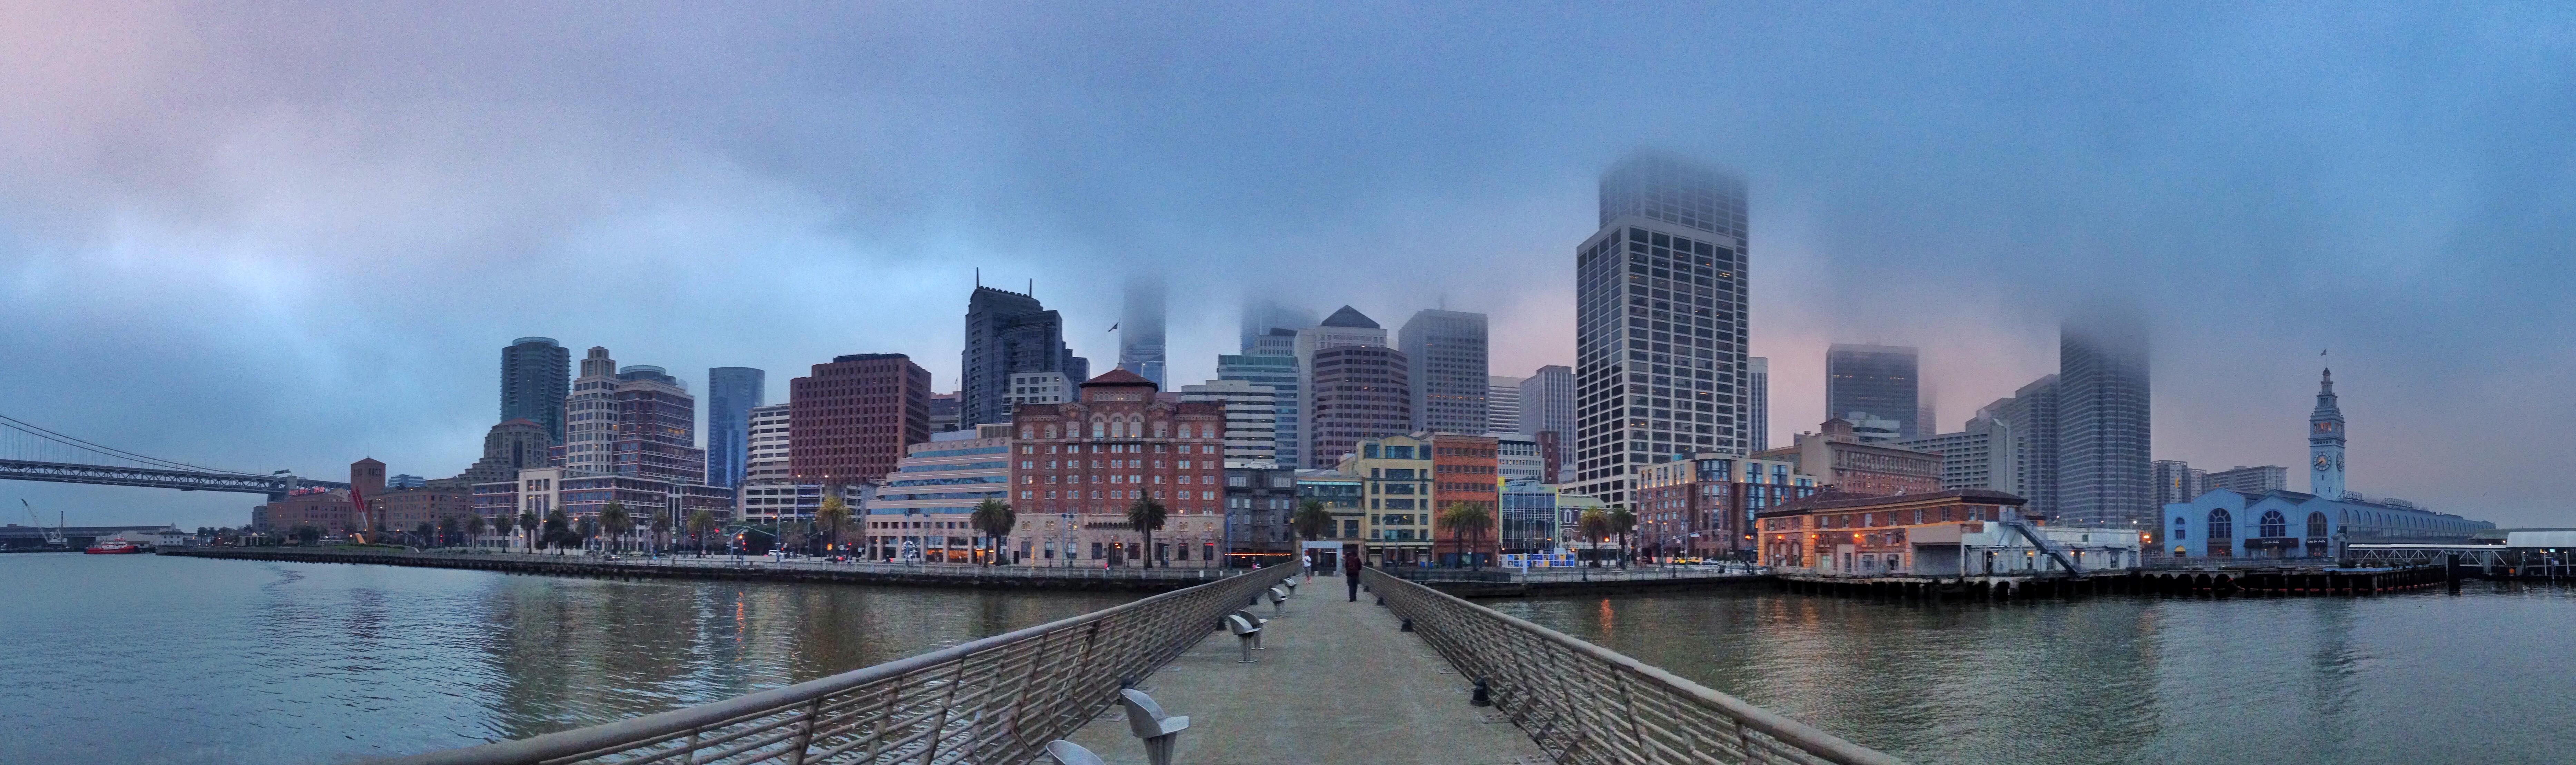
[1345,550,1363,601]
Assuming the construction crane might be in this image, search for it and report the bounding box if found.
[21,499,66,548]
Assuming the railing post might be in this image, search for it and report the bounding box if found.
[785,697,822,765]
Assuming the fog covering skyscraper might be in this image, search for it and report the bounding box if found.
[1118,276,1167,388]
[1570,151,1750,507]
[2057,311,2151,529]
[1825,344,1922,439]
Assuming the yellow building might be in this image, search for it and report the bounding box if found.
[1336,434,1435,564]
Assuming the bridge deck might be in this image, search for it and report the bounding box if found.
[1066,571,1548,765]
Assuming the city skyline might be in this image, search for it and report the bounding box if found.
[4,3,2573,529]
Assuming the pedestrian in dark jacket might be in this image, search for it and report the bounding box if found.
[1345,550,1364,601]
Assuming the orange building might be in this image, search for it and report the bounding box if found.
[1428,433,1500,565]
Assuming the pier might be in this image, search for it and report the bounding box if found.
[1776,563,2454,600]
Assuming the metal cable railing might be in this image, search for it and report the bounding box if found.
[1363,568,1906,765]
[377,562,1299,765]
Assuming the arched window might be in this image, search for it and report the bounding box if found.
[1152,421,1168,438]
[2207,508,2233,539]
[2172,515,2187,540]
[2308,511,2328,538]
[1020,426,1034,440]
[1090,420,1105,439]
[1045,426,1059,439]
[2259,510,2286,538]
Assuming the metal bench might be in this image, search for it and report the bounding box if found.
[1044,739,1106,765]
[1282,578,1298,595]
[1230,607,1269,648]
[1224,612,1263,662]
[1120,688,1189,765]
[1265,585,1287,615]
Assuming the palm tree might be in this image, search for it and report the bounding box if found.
[1125,497,1169,569]
[1438,501,1496,569]
[518,511,539,553]
[1292,499,1335,543]
[649,511,671,556]
[542,509,570,554]
[1579,508,1611,567]
[464,515,486,546]
[687,510,718,558]
[599,501,633,554]
[1608,507,1638,569]
[970,498,1016,566]
[815,495,852,559]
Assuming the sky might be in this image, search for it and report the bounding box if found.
[4,2,2574,529]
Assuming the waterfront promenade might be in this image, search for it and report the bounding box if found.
[1064,572,1551,764]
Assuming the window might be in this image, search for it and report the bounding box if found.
[2258,510,2287,538]
[2307,511,2329,539]
[2207,508,2233,539]
[2173,515,2186,540]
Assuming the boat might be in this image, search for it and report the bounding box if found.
[84,539,144,555]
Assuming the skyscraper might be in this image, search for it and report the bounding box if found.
[1518,365,1575,439]
[1398,309,1489,435]
[500,337,570,444]
[2057,312,2152,529]
[1118,276,1167,388]
[1572,152,1750,507]
[1746,357,1769,451]
[1986,375,2059,518]
[960,286,1087,430]
[1296,306,1392,467]
[562,347,706,485]
[2152,459,2209,507]
[1826,344,1922,439]
[1486,375,1523,435]
[790,353,932,485]
[1305,345,1411,468]
[1241,298,1317,354]
[705,367,765,488]
[1217,354,1301,467]
[1180,379,1279,467]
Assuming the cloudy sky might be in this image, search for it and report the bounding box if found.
[4,2,2572,529]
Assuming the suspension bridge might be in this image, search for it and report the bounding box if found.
[0,413,346,501]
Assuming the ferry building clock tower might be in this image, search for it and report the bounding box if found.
[2309,368,2346,499]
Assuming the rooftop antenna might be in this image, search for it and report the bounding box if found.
[975,267,981,288]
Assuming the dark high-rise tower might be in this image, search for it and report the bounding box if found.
[1571,151,1750,507]
[500,337,570,444]
[1825,344,1922,439]
[2057,311,2151,529]
[960,286,1087,429]
[706,367,766,488]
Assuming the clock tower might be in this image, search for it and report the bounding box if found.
[2309,368,2345,499]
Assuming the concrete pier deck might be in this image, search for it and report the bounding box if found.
[1065,573,1551,765]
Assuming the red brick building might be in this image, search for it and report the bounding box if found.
[1428,433,1500,564]
[1006,370,1229,566]
[790,353,932,485]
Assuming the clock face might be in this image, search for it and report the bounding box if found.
[2314,454,2332,470]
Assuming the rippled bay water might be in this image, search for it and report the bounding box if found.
[0,553,1131,764]
[1488,583,2576,765]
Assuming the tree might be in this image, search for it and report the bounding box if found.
[599,501,633,554]
[293,525,321,546]
[815,495,852,559]
[1125,496,1169,569]
[464,514,486,541]
[1607,507,1638,569]
[1438,501,1496,569]
[542,510,570,553]
[518,511,539,553]
[1579,509,1611,567]
[970,498,1016,566]
[687,510,719,557]
[415,521,436,548]
[1292,499,1335,543]
[649,511,671,556]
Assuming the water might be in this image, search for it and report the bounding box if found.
[0,553,1132,764]
[1488,584,2576,765]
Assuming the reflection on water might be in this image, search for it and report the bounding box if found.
[0,554,1130,764]
[1490,585,2576,765]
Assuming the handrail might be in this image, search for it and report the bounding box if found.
[377,561,1298,765]
[1364,568,1906,765]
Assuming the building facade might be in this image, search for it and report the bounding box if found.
[1296,470,1367,544]
[1005,372,1072,408]
[1338,434,1436,563]
[1634,453,1820,559]
[457,418,552,485]
[1003,370,1229,567]
[1987,375,2061,518]
[1758,489,2140,576]
[2152,459,2210,509]
[1826,344,1922,439]
[960,286,1087,430]
[501,337,570,445]
[1487,375,1523,436]
[1494,435,1542,483]
[706,367,765,488]
[2057,312,2153,530]
[1499,478,1559,554]
[789,353,931,486]
[1571,152,1752,509]
[1304,345,1412,468]
[1517,364,1575,439]
[1217,354,1301,468]
[865,426,1014,563]
[562,348,707,485]
[1179,380,1279,467]
[1428,433,1501,565]
[1223,465,1301,565]
[1398,309,1489,435]
[2310,368,2347,499]
[1894,416,2017,493]
[1757,418,1943,497]
[1747,356,1769,452]
[2207,465,2288,494]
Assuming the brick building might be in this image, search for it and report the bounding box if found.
[790,353,932,486]
[1005,370,1229,567]
[1428,433,1500,565]
[1634,454,1826,559]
